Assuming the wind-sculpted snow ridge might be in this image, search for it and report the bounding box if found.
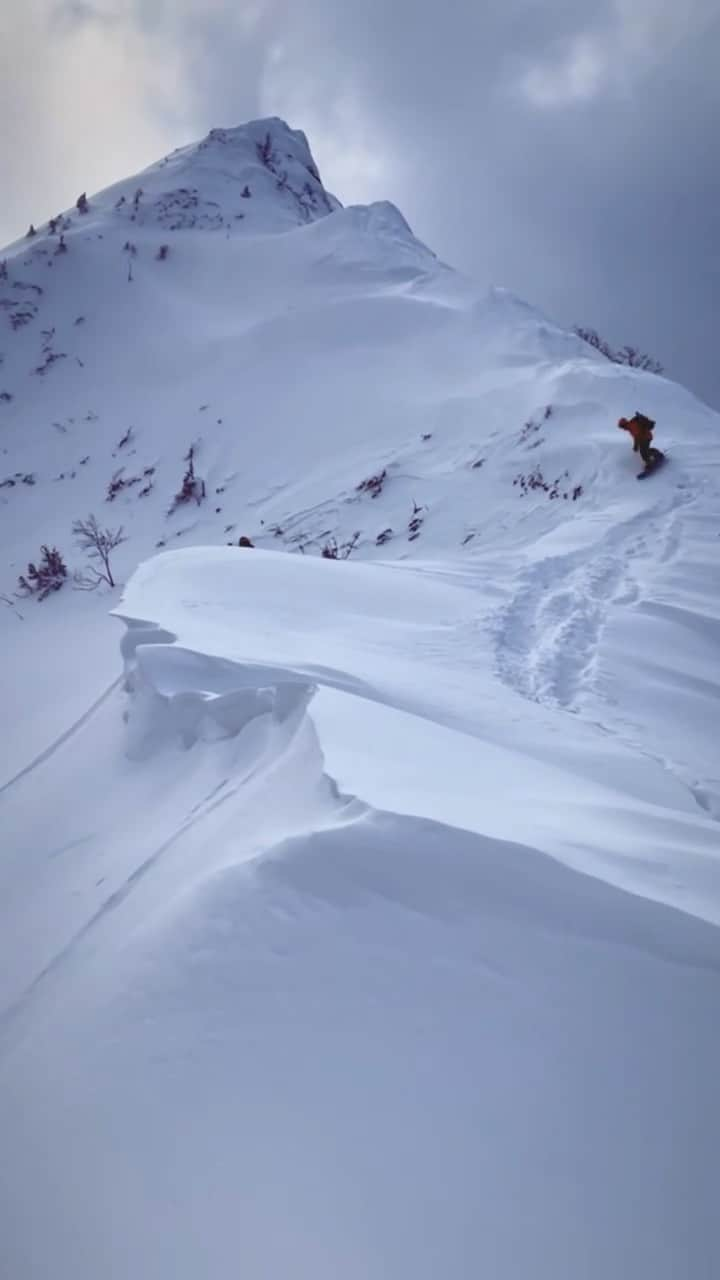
[119,616,318,759]
[114,546,720,927]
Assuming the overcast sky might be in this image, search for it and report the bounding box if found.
[2,0,719,407]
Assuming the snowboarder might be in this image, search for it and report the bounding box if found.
[617,412,664,474]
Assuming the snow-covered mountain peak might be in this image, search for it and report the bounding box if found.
[2,116,720,1280]
[8,117,340,247]
[137,116,342,232]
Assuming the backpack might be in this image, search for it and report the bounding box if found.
[634,412,655,432]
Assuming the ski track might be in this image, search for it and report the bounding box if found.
[0,676,123,797]
[492,477,720,820]
[0,674,360,1042]
[493,485,692,714]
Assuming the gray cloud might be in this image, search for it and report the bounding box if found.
[49,2,119,30]
[261,0,720,406]
[2,0,718,406]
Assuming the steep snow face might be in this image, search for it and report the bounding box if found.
[2,118,720,1280]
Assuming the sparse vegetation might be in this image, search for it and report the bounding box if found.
[169,444,205,512]
[513,466,583,501]
[257,133,274,167]
[72,514,126,588]
[322,532,361,560]
[356,469,387,499]
[17,546,68,600]
[123,241,138,282]
[34,351,67,376]
[138,465,156,498]
[9,307,37,330]
[520,418,541,443]
[575,327,663,374]
[106,468,142,501]
[408,500,426,541]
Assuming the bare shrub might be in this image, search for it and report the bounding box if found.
[72,514,126,588]
[356,469,387,499]
[408,500,426,540]
[575,326,663,374]
[106,468,141,501]
[512,466,583,501]
[17,546,67,600]
[169,444,205,512]
[322,532,360,560]
[256,133,274,167]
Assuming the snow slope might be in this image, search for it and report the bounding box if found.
[1,118,719,1279]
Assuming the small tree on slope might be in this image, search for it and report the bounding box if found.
[72,514,126,588]
[17,547,68,600]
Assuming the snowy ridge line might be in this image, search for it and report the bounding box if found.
[112,547,488,740]
[112,547,720,927]
[115,610,720,968]
[256,805,720,978]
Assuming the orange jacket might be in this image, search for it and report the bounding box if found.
[618,415,654,448]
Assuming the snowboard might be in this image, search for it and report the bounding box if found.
[637,453,667,479]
